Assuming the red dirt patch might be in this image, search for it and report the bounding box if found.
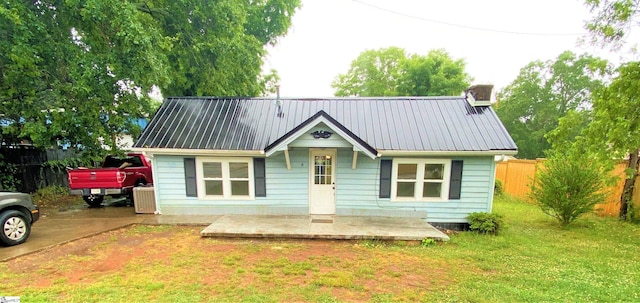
[2,225,454,301]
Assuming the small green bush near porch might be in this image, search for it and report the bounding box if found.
[1,195,639,302]
[467,212,504,234]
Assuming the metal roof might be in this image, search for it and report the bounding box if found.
[134,97,517,153]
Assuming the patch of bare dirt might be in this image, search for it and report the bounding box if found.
[4,226,455,301]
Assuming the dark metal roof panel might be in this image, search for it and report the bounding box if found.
[134,97,517,152]
[441,100,468,150]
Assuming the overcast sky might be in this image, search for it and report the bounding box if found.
[263,0,626,98]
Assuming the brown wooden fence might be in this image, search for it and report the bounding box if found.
[496,159,640,217]
[0,146,78,193]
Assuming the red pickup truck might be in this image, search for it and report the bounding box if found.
[68,153,153,207]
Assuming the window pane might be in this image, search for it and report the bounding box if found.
[230,162,248,178]
[203,162,222,178]
[314,155,333,185]
[423,183,442,198]
[425,164,444,180]
[396,182,415,197]
[231,181,249,196]
[398,164,417,179]
[205,180,223,195]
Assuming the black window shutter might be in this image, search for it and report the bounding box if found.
[184,158,197,197]
[449,160,463,199]
[254,158,266,197]
[379,159,392,198]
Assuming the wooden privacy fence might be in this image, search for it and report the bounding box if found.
[496,159,640,217]
[0,146,78,193]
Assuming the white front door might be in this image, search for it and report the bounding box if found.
[309,149,336,215]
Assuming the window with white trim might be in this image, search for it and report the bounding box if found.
[196,158,254,199]
[391,159,451,201]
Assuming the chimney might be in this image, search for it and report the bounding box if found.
[465,84,493,107]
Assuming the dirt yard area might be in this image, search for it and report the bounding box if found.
[1,225,453,302]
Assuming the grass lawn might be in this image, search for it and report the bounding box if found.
[1,195,639,302]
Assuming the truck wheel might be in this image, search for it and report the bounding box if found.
[136,179,147,187]
[0,210,31,246]
[83,195,104,207]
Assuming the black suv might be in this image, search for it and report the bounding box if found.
[0,192,40,246]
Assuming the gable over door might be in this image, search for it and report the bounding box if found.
[289,123,352,148]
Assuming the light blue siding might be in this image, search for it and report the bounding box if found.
[334,152,495,223]
[154,150,310,215]
[335,149,379,208]
[153,149,496,223]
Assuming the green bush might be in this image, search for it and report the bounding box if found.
[628,203,640,224]
[529,150,609,227]
[421,238,436,247]
[467,212,504,235]
[0,157,20,191]
[32,185,71,205]
[494,179,504,196]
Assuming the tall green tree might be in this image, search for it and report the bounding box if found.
[494,51,609,159]
[396,49,470,96]
[150,0,298,97]
[584,0,639,48]
[332,47,406,97]
[579,62,640,220]
[0,0,300,159]
[579,0,640,219]
[0,0,170,159]
[332,47,470,97]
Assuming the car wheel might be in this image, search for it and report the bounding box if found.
[0,210,31,246]
[83,195,104,207]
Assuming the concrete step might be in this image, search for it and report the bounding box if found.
[200,215,450,241]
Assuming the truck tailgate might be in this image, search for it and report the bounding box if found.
[68,168,124,189]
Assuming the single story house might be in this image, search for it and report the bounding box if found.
[132,88,517,229]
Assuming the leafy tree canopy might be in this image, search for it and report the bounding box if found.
[494,51,610,159]
[587,62,640,159]
[553,61,640,220]
[332,47,471,97]
[578,0,640,219]
[0,0,300,159]
[584,0,640,48]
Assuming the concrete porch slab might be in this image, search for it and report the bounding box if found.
[200,215,450,241]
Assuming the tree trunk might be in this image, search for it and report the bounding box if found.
[620,148,640,220]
